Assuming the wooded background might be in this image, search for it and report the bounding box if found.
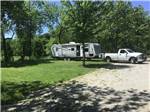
[1,1,150,66]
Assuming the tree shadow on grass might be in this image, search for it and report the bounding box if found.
[1,59,53,68]
[1,81,49,105]
[84,63,131,69]
[2,81,150,112]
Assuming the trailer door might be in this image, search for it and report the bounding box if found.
[55,47,62,57]
[76,45,80,56]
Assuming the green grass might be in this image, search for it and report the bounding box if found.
[1,60,97,83]
[1,59,106,104]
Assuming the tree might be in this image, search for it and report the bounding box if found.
[32,38,45,58]
[94,1,150,53]
[1,1,59,62]
[1,1,24,65]
[54,4,68,44]
[14,1,41,60]
[130,6,150,53]
[38,1,64,43]
[62,1,98,66]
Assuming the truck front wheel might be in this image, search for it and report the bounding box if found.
[106,57,111,63]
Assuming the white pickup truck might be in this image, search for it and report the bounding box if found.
[105,49,147,63]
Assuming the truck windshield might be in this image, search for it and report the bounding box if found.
[127,49,134,53]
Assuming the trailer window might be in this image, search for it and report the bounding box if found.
[71,48,74,51]
[84,48,88,52]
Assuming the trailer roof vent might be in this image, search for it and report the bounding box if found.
[69,42,76,44]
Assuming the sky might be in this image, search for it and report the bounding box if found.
[50,1,150,14]
[132,1,150,13]
[5,0,150,38]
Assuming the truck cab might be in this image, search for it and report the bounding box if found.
[117,49,133,61]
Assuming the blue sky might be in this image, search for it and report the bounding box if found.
[5,0,150,38]
[52,0,150,13]
[132,1,150,13]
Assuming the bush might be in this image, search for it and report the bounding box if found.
[32,38,45,58]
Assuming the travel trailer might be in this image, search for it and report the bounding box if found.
[51,42,102,59]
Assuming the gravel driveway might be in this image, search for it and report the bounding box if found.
[3,60,150,112]
[72,60,150,111]
[73,61,150,91]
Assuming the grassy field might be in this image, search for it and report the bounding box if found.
[1,59,106,104]
[1,60,97,83]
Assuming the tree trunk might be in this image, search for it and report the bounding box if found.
[21,44,25,61]
[1,29,8,66]
[58,26,63,44]
[28,28,32,59]
[29,1,32,59]
[82,42,86,66]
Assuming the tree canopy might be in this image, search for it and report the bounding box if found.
[1,1,150,66]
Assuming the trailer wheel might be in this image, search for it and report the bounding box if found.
[106,57,111,63]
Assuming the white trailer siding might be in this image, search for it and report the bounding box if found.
[51,42,101,58]
[51,44,63,57]
[62,45,77,57]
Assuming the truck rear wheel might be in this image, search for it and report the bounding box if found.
[130,57,137,64]
[106,57,111,63]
